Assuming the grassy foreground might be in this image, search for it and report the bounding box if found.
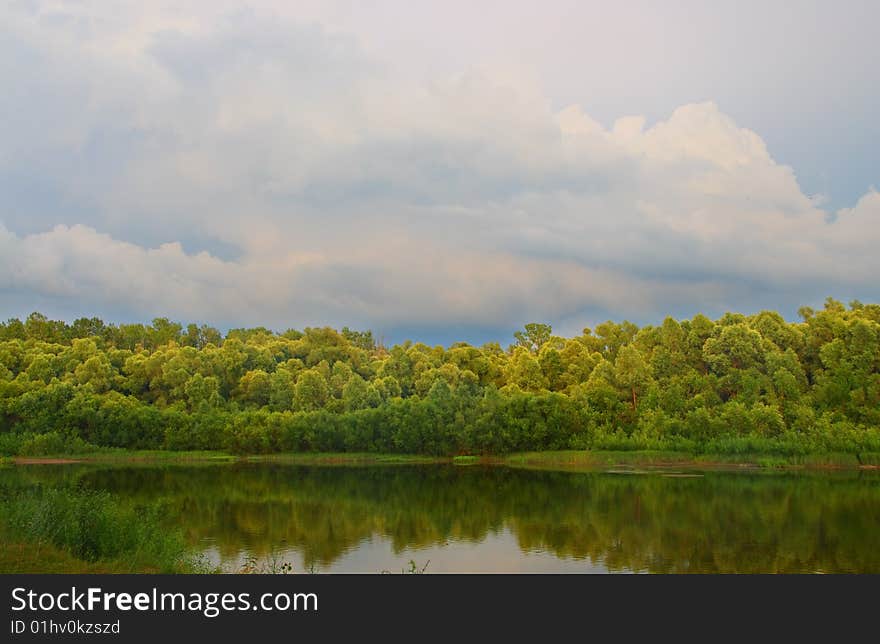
[7,448,880,470]
[0,484,214,574]
[0,541,171,574]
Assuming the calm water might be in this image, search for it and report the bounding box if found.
[5,463,880,573]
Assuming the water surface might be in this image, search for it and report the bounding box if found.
[5,464,879,573]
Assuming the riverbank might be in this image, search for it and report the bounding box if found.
[501,450,880,471]
[6,451,443,466]
[6,449,880,470]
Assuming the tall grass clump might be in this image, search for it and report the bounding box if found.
[0,484,205,572]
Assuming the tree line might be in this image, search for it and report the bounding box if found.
[1,297,878,456]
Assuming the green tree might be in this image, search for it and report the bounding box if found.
[184,374,221,410]
[513,323,552,354]
[614,345,652,410]
[238,369,271,407]
[294,369,330,412]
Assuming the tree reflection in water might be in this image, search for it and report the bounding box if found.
[4,464,879,573]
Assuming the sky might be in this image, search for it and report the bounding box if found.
[1,0,878,345]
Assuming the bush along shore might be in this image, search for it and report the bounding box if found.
[1,298,878,461]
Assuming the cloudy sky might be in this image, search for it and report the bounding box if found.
[1,1,878,344]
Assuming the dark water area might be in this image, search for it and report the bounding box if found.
[3,463,879,573]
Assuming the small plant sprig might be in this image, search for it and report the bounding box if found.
[382,559,429,574]
[238,545,294,574]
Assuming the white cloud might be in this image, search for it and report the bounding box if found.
[1,2,878,335]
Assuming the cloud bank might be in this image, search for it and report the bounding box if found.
[1,2,878,339]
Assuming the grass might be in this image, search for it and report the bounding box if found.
[95,449,236,462]
[0,541,169,574]
[241,452,446,465]
[858,452,880,466]
[503,450,695,469]
[502,449,878,472]
[7,447,878,471]
[0,484,212,573]
[12,449,237,464]
[11,449,444,466]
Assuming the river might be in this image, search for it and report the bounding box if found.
[4,463,879,573]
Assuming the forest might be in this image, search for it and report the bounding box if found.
[0,298,878,457]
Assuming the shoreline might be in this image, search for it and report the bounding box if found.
[5,449,880,471]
